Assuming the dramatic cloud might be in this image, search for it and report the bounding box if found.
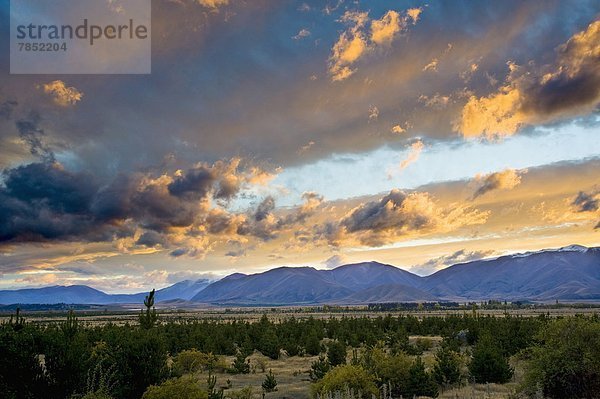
[370,10,402,45]
[320,189,489,247]
[572,190,599,213]
[0,159,275,254]
[40,80,83,106]
[457,21,600,138]
[471,169,524,199]
[328,8,420,81]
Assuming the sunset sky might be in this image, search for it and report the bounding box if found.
[1,0,600,293]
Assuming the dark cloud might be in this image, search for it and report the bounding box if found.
[318,189,487,247]
[522,21,600,118]
[341,190,430,233]
[136,231,168,247]
[0,100,17,120]
[572,190,599,212]
[0,159,271,248]
[255,196,275,222]
[15,113,55,162]
[168,166,215,199]
[471,169,522,199]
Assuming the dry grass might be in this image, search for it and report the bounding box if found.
[196,339,526,399]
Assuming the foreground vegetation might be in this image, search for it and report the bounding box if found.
[1,293,599,399]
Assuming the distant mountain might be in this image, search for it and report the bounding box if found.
[0,278,211,305]
[2,246,599,305]
[192,261,430,305]
[0,285,115,305]
[154,279,211,301]
[421,245,600,301]
[192,267,354,305]
[329,261,421,291]
[337,284,437,304]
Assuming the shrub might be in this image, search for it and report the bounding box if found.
[414,337,434,352]
[309,355,331,381]
[432,345,462,388]
[253,357,268,373]
[520,317,600,398]
[405,357,438,398]
[261,369,277,393]
[226,386,253,399]
[172,349,218,376]
[312,365,378,399]
[468,333,513,384]
[230,352,250,374]
[142,376,207,399]
[327,341,347,367]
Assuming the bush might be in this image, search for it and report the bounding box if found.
[230,352,250,374]
[327,341,347,367]
[309,355,331,381]
[261,369,277,393]
[405,357,438,398]
[226,386,253,399]
[414,337,434,352]
[468,333,513,384]
[520,317,600,398]
[172,350,218,376]
[312,365,378,399]
[142,376,207,399]
[360,346,411,397]
[432,345,462,388]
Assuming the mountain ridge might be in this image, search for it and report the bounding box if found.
[1,245,598,305]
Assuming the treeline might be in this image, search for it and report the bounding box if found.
[1,299,599,399]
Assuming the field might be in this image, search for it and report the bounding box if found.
[1,305,598,326]
[193,336,523,399]
[2,305,599,399]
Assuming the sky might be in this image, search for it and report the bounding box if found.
[0,0,599,293]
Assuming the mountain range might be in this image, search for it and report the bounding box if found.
[1,245,598,305]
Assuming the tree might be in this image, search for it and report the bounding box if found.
[303,330,322,356]
[142,376,207,399]
[309,355,330,381]
[520,317,600,398]
[405,357,439,398]
[261,369,277,393]
[468,333,513,384]
[432,345,462,388]
[207,373,224,399]
[311,365,378,399]
[327,340,347,367]
[258,328,280,360]
[230,351,250,374]
[139,289,158,329]
[0,321,47,399]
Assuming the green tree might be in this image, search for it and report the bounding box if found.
[303,330,322,356]
[230,352,250,374]
[142,376,207,399]
[468,333,513,384]
[261,369,277,393]
[432,345,462,388]
[139,289,158,330]
[312,365,378,399]
[327,340,347,367]
[520,317,600,398]
[309,355,330,381]
[0,322,47,399]
[405,357,439,398]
